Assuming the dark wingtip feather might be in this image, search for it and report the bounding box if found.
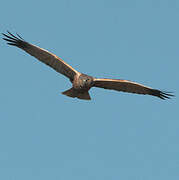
[16,33,24,40]
[7,42,18,46]
[2,31,28,49]
[2,37,16,43]
[7,31,19,40]
[150,89,174,100]
[158,91,174,100]
[2,33,17,41]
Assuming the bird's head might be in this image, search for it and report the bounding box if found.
[79,74,94,89]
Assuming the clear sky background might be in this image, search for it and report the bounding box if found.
[0,0,178,179]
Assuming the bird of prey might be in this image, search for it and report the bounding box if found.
[2,31,173,100]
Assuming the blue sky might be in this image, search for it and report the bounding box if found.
[0,0,178,179]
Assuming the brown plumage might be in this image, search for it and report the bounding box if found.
[2,31,174,100]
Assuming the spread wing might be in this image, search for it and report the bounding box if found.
[2,31,79,81]
[93,78,174,99]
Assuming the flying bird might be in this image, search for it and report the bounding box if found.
[2,31,173,100]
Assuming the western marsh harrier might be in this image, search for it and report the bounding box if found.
[2,31,173,100]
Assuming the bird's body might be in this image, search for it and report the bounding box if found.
[2,31,173,100]
[73,73,94,91]
[62,73,94,100]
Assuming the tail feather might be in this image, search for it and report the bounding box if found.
[62,88,91,100]
[77,91,91,100]
[62,88,76,98]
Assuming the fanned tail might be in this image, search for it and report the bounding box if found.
[77,91,91,100]
[62,88,76,98]
[62,88,91,100]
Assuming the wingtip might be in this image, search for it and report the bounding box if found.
[16,32,24,40]
[159,91,174,100]
[2,31,28,49]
